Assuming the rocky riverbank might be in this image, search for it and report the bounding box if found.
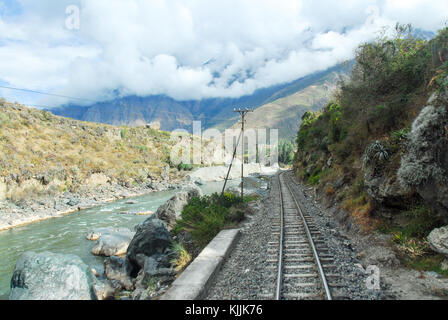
[0,100,195,231]
[7,183,206,300]
[187,161,279,183]
[0,162,277,232]
[0,177,185,232]
[4,165,276,300]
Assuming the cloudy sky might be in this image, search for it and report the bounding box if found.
[0,0,447,107]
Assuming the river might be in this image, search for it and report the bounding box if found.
[0,180,240,300]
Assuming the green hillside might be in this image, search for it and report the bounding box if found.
[230,69,349,139]
[294,25,448,273]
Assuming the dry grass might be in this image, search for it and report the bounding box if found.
[170,242,192,273]
[342,193,379,233]
[324,185,336,196]
[0,101,175,200]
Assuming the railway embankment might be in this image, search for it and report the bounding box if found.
[206,172,448,300]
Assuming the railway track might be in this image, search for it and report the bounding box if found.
[261,171,341,300]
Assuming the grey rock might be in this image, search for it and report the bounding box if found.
[441,259,448,271]
[103,256,134,291]
[92,280,124,300]
[141,256,176,278]
[194,178,206,186]
[86,227,134,241]
[161,165,170,181]
[126,218,172,276]
[428,226,448,256]
[91,228,135,257]
[66,198,80,206]
[133,256,176,300]
[397,96,448,219]
[92,281,108,300]
[333,176,345,189]
[9,251,97,300]
[238,176,261,189]
[363,166,410,206]
[363,246,400,268]
[155,185,203,229]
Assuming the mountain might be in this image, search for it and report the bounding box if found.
[49,63,352,132]
[230,67,350,140]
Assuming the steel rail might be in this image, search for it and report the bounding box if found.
[279,171,333,300]
[275,172,285,300]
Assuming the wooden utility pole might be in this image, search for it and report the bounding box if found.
[220,108,253,198]
[220,129,242,197]
[235,108,253,199]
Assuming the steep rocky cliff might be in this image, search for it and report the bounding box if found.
[293,25,448,274]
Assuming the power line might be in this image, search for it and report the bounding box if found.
[0,85,96,102]
[2,100,243,123]
[0,85,255,123]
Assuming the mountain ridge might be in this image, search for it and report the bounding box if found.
[230,67,350,139]
[49,63,353,133]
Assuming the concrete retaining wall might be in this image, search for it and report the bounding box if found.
[161,229,240,300]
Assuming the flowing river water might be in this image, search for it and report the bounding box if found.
[0,180,240,300]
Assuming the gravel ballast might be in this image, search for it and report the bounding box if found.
[206,172,389,300]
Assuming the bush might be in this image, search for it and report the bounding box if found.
[177,162,194,171]
[170,242,192,272]
[391,128,410,142]
[278,140,295,165]
[174,192,250,248]
[362,140,389,168]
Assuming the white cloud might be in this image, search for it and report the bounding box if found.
[0,0,447,106]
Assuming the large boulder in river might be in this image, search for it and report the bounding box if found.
[87,227,135,257]
[428,226,448,256]
[86,227,132,241]
[155,184,203,229]
[9,251,97,300]
[126,218,172,276]
[103,256,134,291]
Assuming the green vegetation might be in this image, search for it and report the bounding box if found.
[170,242,192,272]
[294,24,448,273]
[177,162,194,171]
[173,192,257,249]
[295,25,448,222]
[120,128,128,139]
[227,65,350,140]
[377,204,447,275]
[278,140,295,165]
[144,276,158,294]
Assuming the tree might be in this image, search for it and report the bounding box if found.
[278,140,295,165]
